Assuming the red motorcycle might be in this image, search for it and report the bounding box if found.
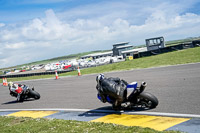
[9,84,40,102]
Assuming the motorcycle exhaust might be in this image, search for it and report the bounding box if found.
[139,82,147,93]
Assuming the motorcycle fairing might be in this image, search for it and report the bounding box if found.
[127,82,137,89]
[126,82,137,98]
[15,87,23,94]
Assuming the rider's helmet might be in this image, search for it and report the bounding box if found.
[8,82,13,88]
[96,74,105,84]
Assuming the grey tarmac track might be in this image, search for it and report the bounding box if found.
[1,63,200,115]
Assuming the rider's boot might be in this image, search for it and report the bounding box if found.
[112,100,121,110]
[17,93,21,102]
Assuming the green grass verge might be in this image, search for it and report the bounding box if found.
[2,47,200,82]
[0,116,180,133]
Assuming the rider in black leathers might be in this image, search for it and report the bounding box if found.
[96,74,127,110]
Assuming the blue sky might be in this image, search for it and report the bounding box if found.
[0,0,200,68]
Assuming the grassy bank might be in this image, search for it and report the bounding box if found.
[0,116,180,133]
[2,47,200,82]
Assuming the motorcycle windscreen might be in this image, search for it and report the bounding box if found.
[15,87,23,94]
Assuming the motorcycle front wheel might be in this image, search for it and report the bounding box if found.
[29,90,40,100]
[137,92,158,109]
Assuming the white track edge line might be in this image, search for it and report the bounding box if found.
[126,111,200,118]
[0,108,200,118]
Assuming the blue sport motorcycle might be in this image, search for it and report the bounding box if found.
[97,81,158,110]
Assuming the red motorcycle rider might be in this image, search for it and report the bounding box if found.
[8,82,24,101]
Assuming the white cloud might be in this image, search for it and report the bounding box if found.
[0,0,200,68]
[5,42,26,49]
[21,9,65,41]
[0,23,5,27]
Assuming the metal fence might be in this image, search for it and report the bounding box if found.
[134,41,199,59]
[0,68,75,78]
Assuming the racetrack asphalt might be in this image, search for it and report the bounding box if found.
[1,63,200,115]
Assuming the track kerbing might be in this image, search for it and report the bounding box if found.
[1,109,200,132]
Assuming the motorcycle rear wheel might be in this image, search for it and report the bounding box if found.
[29,90,40,100]
[137,92,158,109]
